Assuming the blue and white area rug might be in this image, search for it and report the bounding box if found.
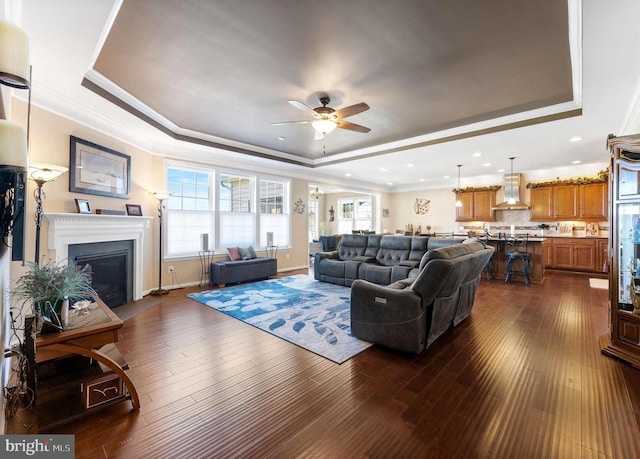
[187,275,372,364]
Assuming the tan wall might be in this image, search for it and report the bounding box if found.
[9,101,311,291]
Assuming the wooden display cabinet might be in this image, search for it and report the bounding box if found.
[601,134,640,367]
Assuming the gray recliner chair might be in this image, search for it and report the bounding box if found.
[350,241,494,354]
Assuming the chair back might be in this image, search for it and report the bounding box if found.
[504,234,529,256]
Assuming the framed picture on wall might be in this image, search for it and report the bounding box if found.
[126,204,143,216]
[69,136,131,199]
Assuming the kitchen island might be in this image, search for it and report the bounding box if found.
[482,236,548,284]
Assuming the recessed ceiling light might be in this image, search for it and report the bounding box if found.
[498,169,505,172]
[569,136,582,142]
[345,173,352,177]
[571,160,582,164]
[419,178,425,182]
[473,152,482,157]
[407,163,414,168]
[387,182,393,186]
[444,175,450,179]
[278,136,285,141]
[483,162,491,167]
[379,168,388,172]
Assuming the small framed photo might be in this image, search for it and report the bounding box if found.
[75,198,92,214]
[126,204,143,216]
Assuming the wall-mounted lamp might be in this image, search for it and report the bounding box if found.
[455,164,463,208]
[29,164,68,264]
[150,191,172,295]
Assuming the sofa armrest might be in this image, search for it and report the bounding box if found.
[351,279,423,315]
[398,260,419,268]
[353,256,377,263]
[315,250,338,261]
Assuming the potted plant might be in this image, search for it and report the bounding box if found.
[11,260,96,328]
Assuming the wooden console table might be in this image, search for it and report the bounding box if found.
[27,298,139,430]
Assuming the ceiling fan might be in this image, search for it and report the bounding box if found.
[272,96,371,140]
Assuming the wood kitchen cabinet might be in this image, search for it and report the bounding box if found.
[580,182,609,220]
[455,189,497,222]
[529,180,608,221]
[547,237,604,272]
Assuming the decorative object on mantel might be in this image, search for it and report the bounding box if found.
[293,198,305,214]
[95,209,126,215]
[150,191,172,295]
[29,163,68,264]
[526,170,608,188]
[414,198,430,215]
[125,204,142,216]
[74,198,91,214]
[69,136,131,199]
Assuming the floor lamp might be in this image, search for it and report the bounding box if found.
[150,191,171,295]
[29,164,67,265]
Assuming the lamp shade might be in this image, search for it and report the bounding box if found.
[0,119,27,172]
[0,20,30,89]
[29,163,68,183]
[152,191,172,200]
[312,119,337,135]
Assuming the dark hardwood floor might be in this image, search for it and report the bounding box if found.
[17,270,640,457]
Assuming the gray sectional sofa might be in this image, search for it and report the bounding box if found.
[313,234,465,286]
[313,233,494,354]
[350,241,494,354]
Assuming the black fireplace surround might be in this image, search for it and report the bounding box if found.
[68,240,134,308]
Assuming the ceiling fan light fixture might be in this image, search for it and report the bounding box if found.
[312,119,337,135]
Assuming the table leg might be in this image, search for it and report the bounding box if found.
[46,343,140,410]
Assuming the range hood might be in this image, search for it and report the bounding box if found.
[492,173,530,210]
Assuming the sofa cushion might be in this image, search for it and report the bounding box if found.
[337,234,368,260]
[375,235,411,266]
[408,236,429,262]
[227,246,241,261]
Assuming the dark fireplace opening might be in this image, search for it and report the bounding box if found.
[68,240,133,309]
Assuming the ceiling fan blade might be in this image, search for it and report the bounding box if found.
[336,120,371,133]
[333,102,370,119]
[288,100,317,116]
[271,120,311,126]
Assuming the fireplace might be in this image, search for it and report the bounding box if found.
[45,213,151,302]
[68,240,133,308]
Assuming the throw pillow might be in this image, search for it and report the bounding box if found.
[238,247,250,260]
[247,245,257,259]
[227,246,241,261]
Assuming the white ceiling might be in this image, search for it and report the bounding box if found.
[13,0,640,192]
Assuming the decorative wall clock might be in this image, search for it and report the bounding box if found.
[293,198,305,214]
[414,198,430,215]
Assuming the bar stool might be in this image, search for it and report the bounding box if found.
[479,234,493,280]
[504,234,530,284]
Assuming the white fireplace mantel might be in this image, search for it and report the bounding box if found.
[45,213,153,301]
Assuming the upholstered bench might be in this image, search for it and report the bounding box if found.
[209,257,277,287]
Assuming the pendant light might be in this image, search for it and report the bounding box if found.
[455,164,463,207]
[507,157,516,205]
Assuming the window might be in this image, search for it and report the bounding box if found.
[259,178,289,247]
[164,162,291,257]
[219,172,255,248]
[308,199,318,241]
[337,196,374,234]
[166,165,214,257]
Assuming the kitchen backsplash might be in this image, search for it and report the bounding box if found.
[459,209,609,237]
